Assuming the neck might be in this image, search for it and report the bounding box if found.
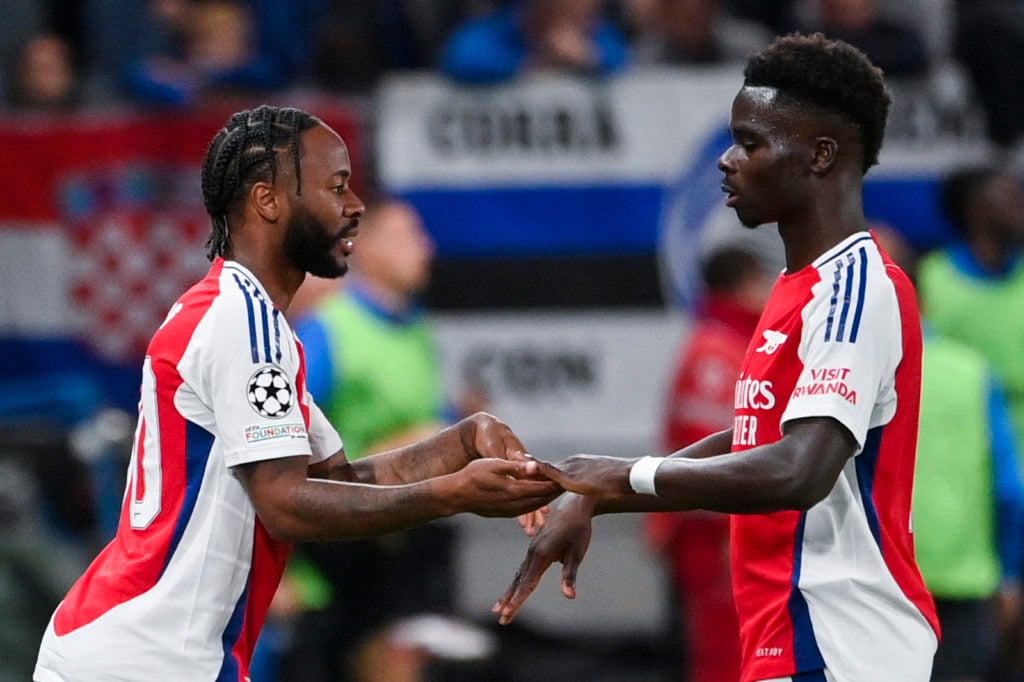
[226,246,305,312]
[778,183,866,272]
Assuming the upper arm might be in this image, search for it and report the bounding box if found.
[778,417,858,506]
[782,253,901,451]
[234,455,312,530]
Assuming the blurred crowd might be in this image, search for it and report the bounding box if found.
[2,0,1024,151]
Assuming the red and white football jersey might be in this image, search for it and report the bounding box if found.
[729,232,939,682]
[35,259,342,682]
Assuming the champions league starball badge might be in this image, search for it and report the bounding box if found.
[246,366,295,418]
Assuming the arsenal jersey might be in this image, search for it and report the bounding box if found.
[729,232,939,682]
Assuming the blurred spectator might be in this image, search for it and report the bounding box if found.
[952,0,1024,148]
[916,166,1024,477]
[877,224,1024,682]
[5,33,80,111]
[626,0,772,66]
[647,246,772,682]
[310,0,475,93]
[724,0,800,34]
[275,198,486,681]
[438,0,629,84]
[124,0,290,107]
[802,0,930,77]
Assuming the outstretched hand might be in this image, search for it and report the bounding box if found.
[492,493,596,625]
[533,455,634,499]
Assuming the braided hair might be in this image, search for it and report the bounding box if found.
[200,105,321,260]
[743,33,892,175]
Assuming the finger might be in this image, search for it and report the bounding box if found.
[560,553,580,600]
[517,507,548,536]
[494,554,551,625]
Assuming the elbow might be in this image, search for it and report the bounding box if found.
[256,508,310,544]
[771,465,835,512]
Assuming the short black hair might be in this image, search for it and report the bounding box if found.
[200,105,322,260]
[743,32,892,174]
[939,165,997,236]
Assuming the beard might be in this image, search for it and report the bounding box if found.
[282,203,348,279]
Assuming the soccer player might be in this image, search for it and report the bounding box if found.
[33,105,560,682]
[494,33,940,681]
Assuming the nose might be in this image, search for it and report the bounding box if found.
[346,189,365,220]
[717,145,736,173]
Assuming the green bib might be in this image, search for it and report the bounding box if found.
[316,294,442,461]
[918,251,1024,467]
[912,334,1000,598]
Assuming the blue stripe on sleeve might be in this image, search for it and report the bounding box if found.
[849,247,868,343]
[231,273,259,363]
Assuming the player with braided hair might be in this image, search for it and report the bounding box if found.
[34,105,560,682]
[495,33,939,681]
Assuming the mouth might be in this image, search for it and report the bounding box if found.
[334,220,359,255]
[721,182,738,207]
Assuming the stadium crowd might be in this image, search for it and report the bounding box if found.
[2,0,1024,153]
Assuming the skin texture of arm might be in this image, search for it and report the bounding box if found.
[493,417,856,623]
[237,413,561,543]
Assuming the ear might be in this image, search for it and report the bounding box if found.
[250,180,284,223]
[810,136,838,175]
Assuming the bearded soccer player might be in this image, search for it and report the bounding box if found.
[494,33,939,682]
[34,106,559,681]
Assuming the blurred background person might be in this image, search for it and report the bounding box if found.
[625,0,772,67]
[800,0,930,78]
[307,0,474,95]
[647,246,772,682]
[274,198,488,682]
[438,0,629,84]
[916,166,1024,479]
[5,33,80,111]
[952,0,1024,150]
[878,224,1024,682]
[123,0,291,107]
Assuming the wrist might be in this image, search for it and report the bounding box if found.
[457,414,482,462]
[629,456,665,496]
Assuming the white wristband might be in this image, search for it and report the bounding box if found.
[629,456,665,496]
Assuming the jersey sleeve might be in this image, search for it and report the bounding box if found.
[780,261,902,451]
[306,398,343,463]
[197,294,316,468]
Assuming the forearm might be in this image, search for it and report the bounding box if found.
[267,474,458,542]
[348,420,475,485]
[591,421,851,515]
[585,429,737,514]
